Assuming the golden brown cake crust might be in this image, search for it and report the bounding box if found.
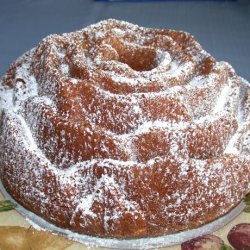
[0,19,249,238]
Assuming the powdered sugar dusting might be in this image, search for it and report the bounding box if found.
[0,19,249,240]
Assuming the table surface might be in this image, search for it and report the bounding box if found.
[0,0,250,81]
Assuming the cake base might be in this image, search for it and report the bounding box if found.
[0,179,245,249]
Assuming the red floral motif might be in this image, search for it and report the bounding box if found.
[227,223,250,250]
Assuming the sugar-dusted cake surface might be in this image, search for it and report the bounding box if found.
[0,19,249,238]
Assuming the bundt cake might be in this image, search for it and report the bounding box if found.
[0,19,249,239]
